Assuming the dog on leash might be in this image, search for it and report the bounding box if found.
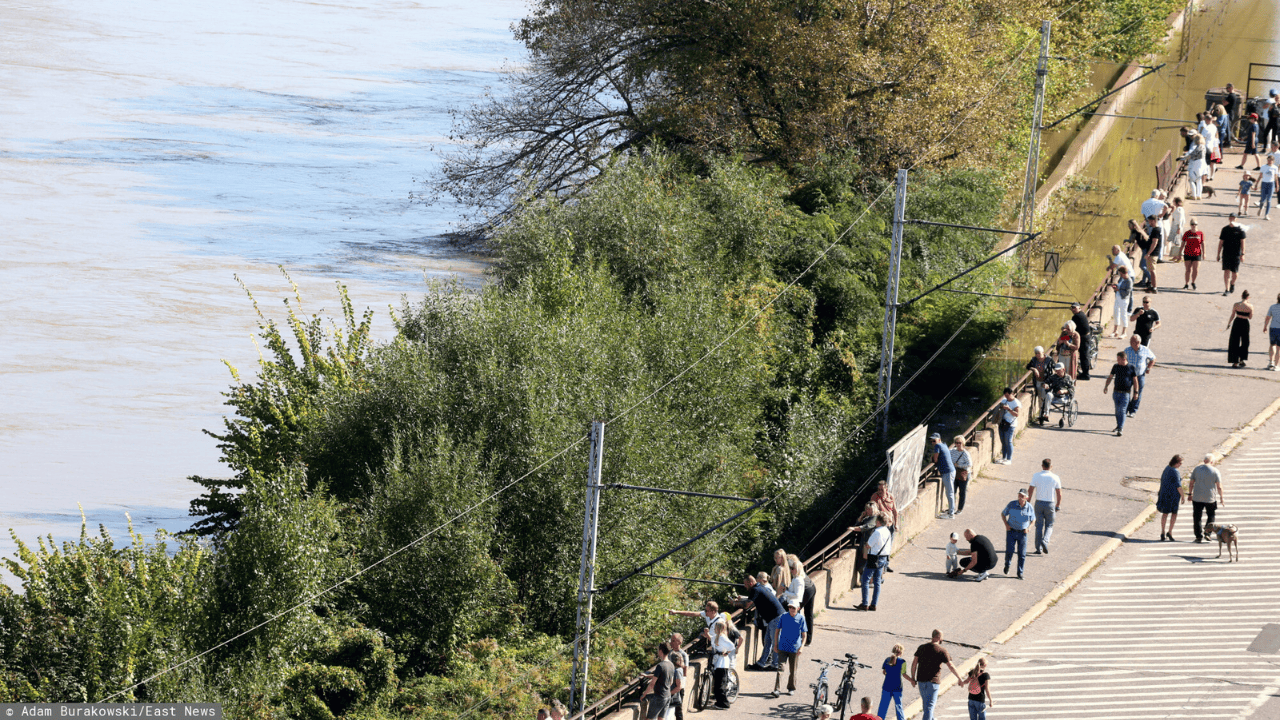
[1205,522,1238,562]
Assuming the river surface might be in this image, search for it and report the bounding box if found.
[1,0,524,558]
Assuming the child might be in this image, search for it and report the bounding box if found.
[878,643,913,720]
[946,532,960,573]
[1239,173,1254,215]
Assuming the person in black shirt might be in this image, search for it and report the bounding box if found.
[948,529,997,581]
[642,643,675,720]
[735,574,784,670]
[1217,214,1247,295]
[1102,351,1140,436]
[1129,296,1162,346]
[1143,216,1163,292]
[1129,219,1154,288]
[1070,302,1092,379]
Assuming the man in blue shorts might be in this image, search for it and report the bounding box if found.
[1264,292,1280,371]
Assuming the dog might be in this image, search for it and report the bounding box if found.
[1205,522,1238,562]
[1202,184,1217,198]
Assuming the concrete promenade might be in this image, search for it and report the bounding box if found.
[714,157,1280,719]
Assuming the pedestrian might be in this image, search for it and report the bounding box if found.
[1142,215,1163,290]
[787,554,817,644]
[1217,213,1247,296]
[1109,243,1135,277]
[909,629,963,720]
[1263,292,1280,371]
[736,573,783,671]
[871,480,899,572]
[878,644,912,720]
[667,601,726,645]
[850,697,880,720]
[1101,351,1140,436]
[1239,172,1255,215]
[1140,189,1167,223]
[931,431,957,518]
[1182,133,1207,200]
[667,633,689,720]
[949,529,998,581]
[1054,321,1081,380]
[550,699,567,720]
[709,622,735,709]
[1169,197,1186,255]
[1204,111,1222,179]
[1129,219,1155,289]
[995,387,1019,464]
[1157,454,1186,542]
[1026,345,1054,422]
[782,555,806,612]
[1226,289,1254,368]
[771,549,794,604]
[950,435,972,513]
[856,513,891,611]
[1259,155,1277,220]
[1216,103,1233,149]
[1028,458,1062,555]
[1239,113,1261,169]
[641,643,675,720]
[1182,218,1204,290]
[1123,334,1157,417]
[1110,267,1134,337]
[768,598,807,698]
[1070,302,1092,380]
[1189,454,1226,544]
[965,658,994,720]
[1001,489,1034,580]
[1129,295,1161,347]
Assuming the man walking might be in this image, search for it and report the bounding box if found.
[1188,454,1226,544]
[768,598,807,697]
[1124,334,1157,417]
[1102,351,1140,436]
[910,629,963,720]
[1001,489,1034,579]
[931,432,956,518]
[1071,302,1093,379]
[1028,458,1063,555]
[1129,296,1162,347]
[641,643,675,720]
[1262,292,1280,371]
[736,573,784,671]
[856,513,891,611]
[1217,214,1247,295]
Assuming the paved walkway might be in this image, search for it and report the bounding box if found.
[718,157,1280,718]
[935,418,1280,719]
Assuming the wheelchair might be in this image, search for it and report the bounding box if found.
[1046,387,1079,428]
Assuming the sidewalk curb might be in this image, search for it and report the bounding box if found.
[899,392,1280,719]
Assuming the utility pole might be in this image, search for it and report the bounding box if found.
[568,421,605,715]
[877,168,908,439]
[1020,20,1052,235]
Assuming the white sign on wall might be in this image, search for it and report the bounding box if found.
[885,424,928,511]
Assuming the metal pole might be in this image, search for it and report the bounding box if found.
[877,168,908,439]
[1020,20,1051,235]
[568,421,605,715]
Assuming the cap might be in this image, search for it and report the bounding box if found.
[818,705,834,715]
[930,432,942,440]
[1252,112,1260,119]
[787,598,801,608]
[1055,362,1065,370]
[1018,489,1029,496]
[1071,301,1082,308]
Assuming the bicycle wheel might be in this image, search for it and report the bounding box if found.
[725,669,740,704]
[695,669,712,711]
[837,679,854,720]
[1067,398,1079,427]
[811,683,828,718]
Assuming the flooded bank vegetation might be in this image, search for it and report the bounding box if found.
[2,0,1182,716]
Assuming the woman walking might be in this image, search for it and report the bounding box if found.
[1158,455,1185,541]
[1182,134,1207,199]
[1203,114,1221,180]
[1227,290,1254,367]
[966,658,993,720]
[950,435,972,514]
[1258,155,1277,220]
[877,644,913,720]
[1111,266,1134,335]
[1238,113,1261,170]
[1182,218,1204,290]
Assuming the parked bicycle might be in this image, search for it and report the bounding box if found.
[810,653,871,719]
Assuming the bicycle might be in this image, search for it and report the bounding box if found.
[693,655,739,710]
[810,654,872,720]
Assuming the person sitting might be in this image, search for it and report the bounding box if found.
[1045,362,1075,409]
[947,529,997,581]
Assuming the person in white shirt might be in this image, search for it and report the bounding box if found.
[1167,197,1186,257]
[856,513,892,611]
[1260,155,1278,220]
[710,622,736,709]
[1027,458,1063,555]
[1140,190,1167,224]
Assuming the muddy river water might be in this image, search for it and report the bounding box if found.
[1,0,1276,560]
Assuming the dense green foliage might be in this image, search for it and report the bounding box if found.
[2,0,1185,716]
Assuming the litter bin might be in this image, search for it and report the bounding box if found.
[1205,87,1244,120]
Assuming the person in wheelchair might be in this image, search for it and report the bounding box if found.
[1045,363,1075,410]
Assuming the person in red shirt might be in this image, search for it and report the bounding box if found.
[849,696,881,720]
[1182,218,1205,290]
